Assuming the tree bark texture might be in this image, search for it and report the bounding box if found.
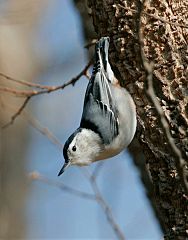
[87,0,188,239]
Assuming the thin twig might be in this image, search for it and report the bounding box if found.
[0,60,92,98]
[29,171,96,200]
[0,86,31,97]
[3,97,31,128]
[0,72,51,90]
[138,0,188,195]
[117,3,188,29]
[1,100,63,151]
[83,169,125,240]
[84,39,97,49]
[2,60,92,128]
[92,162,105,180]
[24,112,63,151]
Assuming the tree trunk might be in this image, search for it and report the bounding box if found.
[87,0,188,238]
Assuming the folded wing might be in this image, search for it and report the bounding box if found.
[80,43,119,144]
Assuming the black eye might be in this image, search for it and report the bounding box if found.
[72,145,76,152]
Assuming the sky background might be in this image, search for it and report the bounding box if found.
[2,0,162,239]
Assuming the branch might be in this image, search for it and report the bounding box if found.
[1,60,92,128]
[84,39,97,49]
[83,169,125,240]
[0,86,31,97]
[23,111,63,151]
[3,97,31,128]
[0,72,50,90]
[1,100,63,151]
[138,0,188,195]
[29,171,96,200]
[30,169,125,240]
[92,161,104,180]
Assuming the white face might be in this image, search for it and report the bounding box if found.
[66,129,102,166]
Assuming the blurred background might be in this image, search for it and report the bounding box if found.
[0,0,162,239]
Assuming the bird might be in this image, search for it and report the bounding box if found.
[58,36,137,176]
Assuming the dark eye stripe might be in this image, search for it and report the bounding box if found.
[63,129,82,163]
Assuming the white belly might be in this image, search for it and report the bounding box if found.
[95,86,137,162]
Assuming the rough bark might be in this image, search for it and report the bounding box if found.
[87,0,188,238]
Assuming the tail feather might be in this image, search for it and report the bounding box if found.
[93,37,114,83]
[94,37,109,72]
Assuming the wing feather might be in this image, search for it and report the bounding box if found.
[80,70,119,144]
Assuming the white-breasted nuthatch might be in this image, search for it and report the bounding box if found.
[58,37,137,176]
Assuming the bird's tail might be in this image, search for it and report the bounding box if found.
[93,37,114,83]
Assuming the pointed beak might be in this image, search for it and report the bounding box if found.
[58,162,70,176]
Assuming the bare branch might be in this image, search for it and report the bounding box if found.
[2,60,92,128]
[29,171,96,200]
[1,100,63,151]
[83,169,125,240]
[0,86,31,97]
[24,112,63,151]
[3,97,31,128]
[92,162,104,180]
[84,39,97,49]
[138,0,188,195]
[0,72,50,90]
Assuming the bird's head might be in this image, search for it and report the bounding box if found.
[58,128,102,176]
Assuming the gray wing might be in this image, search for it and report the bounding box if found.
[80,71,119,144]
